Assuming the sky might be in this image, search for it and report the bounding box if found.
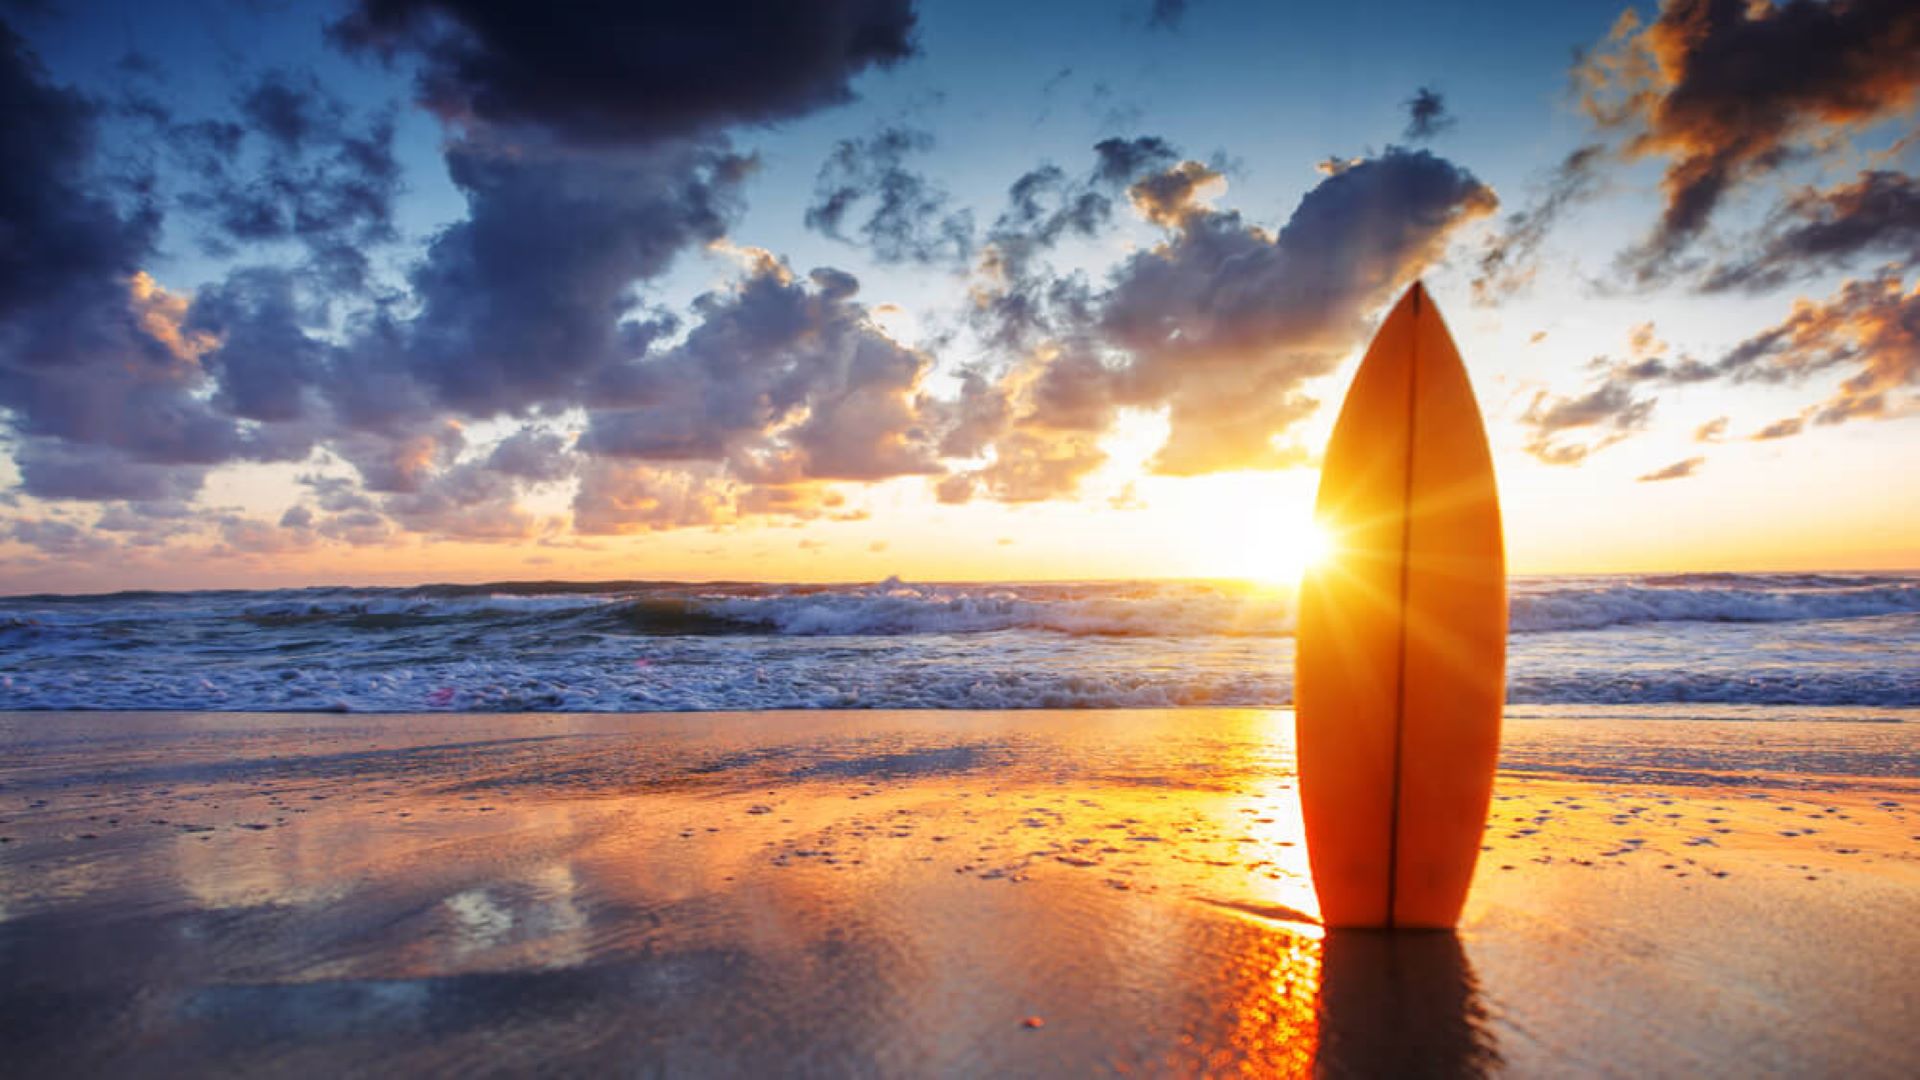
[0,0,1916,593]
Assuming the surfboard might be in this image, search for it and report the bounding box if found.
[1295,281,1506,930]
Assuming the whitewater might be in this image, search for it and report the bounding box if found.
[0,573,1915,714]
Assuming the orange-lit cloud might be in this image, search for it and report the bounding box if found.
[1578,0,1920,276]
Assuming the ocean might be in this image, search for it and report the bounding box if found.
[0,572,1915,715]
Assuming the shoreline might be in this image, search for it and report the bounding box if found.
[3,709,1916,1075]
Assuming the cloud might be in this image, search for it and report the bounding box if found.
[1712,268,1919,424]
[572,460,734,534]
[1638,456,1705,482]
[1752,415,1806,440]
[1694,415,1729,442]
[1527,269,1918,455]
[1097,146,1497,473]
[1471,144,1605,304]
[962,429,1108,503]
[377,137,746,421]
[379,459,541,541]
[1147,0,1192,31]
[968,138,1176,352]
[4,514,121,558]
[805,126,973,266]
[330,0,918,145]
[1403,86,1453,141]
[0,24,310,498]
[161,69,403,290]
[581,252,942,489]
[1703,170,1920,292]
[1519,378,1657,464]
[485,427,574,483]
[936,143,1495,501]
[1577,0,1920,279]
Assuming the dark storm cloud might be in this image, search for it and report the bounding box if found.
[1702,170,1920,292]
[804,126,974,266]
[1403,87,1453,141]
[1471,144,1605,304]
[0,0,930,537]
[330,0,918,144]
[1638,456,1705,482]
[1578,0,1920,280]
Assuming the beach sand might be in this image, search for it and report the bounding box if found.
[1,709,1915,1076]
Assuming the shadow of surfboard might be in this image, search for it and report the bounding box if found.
[1314,930,1501,1077]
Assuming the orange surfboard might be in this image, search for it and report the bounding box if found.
[1295,282,1506,929]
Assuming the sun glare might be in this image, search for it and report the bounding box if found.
[1144,471,1332,585]
[1281,519,1335,580]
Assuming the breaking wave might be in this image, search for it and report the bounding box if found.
[1,572,1914,711]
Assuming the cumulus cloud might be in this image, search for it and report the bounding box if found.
[0,23,320,500]
[1638,456,1705,482]
[805,126,973,266]
[936,142,1496,500]
[329,0,918,144]
[383,137,746,420]
[1577,0,1920,280]
[576,249,952,526]
[1097,146,1497,473]
[0,0,937,556]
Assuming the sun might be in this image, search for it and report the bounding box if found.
[1098,470,1335,584]
[1274,518,1335,581]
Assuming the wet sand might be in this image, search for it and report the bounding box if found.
[1,709,1916,1076]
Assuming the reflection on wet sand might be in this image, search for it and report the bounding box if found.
[2,710,1913,1075]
